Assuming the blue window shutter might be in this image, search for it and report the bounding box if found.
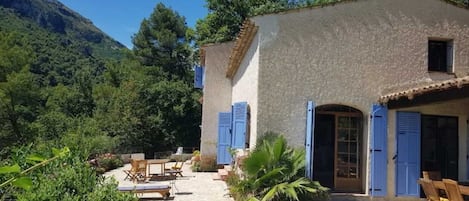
[447,42,453,72]
[232,102,247,149]
[370,104,388,197]
[305,101,315,180]
[396,112,421,197]
[217,112,232,165]
[194,65,203,89]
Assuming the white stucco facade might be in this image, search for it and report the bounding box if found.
[200,42,234,157]
[201,0,469,199]
[231,34,260,150]
[254,0,469,147]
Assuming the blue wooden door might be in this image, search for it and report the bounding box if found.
[232,102,248,149]
[396,112,421,197]
[217,112,232,164]
[305,101,315,180]
[370,104,388,196]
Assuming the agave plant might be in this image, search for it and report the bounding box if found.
[232,134,328,201]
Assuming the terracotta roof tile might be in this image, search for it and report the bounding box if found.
[379,76,469,103]
[226,20,258,78]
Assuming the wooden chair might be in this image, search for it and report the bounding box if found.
[443,179,464,201]
[134,159,148,182]
[164,161,184,177]
[423,171,442,180]
[419,178,447,201]
[123,159,139,181]
[171,161,184,171]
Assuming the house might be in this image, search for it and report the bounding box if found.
[197,0,469,199]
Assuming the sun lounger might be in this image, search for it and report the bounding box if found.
[118,185,171,199]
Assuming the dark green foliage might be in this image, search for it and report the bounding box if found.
[132,3,193,82]
[230,133,329,201]
[0,0,200,199]
[14,156,135,201]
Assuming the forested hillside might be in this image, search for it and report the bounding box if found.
[0,0,201,199]
[0,0,201,159]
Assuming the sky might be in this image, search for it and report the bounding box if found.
[58,0,208,48]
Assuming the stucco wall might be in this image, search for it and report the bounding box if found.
[200,42,234,156]
[387,98,469,198]
[249,0,469,195]
[255,0,469,148]
[232,34,260,150]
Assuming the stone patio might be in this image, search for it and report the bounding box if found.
[104,161,234,201]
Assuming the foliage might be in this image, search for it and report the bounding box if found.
[0,147,70,200]
[0,145,135,201]
[132,3,193,82]
[85,178,137,201]
[195,0,315,45]
[0,1,202,199]
[229,134,329,201]
[130,3,201,154]
[191,161,201,172]
[95,153,124,172]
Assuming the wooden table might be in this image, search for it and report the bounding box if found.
[433,181,469,195]
[146,159,170,176]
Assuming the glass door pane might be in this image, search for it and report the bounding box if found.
[336,116,360,179]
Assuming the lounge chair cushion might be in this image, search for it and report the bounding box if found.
[118,185,170,191]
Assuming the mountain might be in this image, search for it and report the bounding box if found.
[0,0,126,85]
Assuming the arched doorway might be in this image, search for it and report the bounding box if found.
[313,104,363,193]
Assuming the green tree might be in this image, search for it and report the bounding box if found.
[0,32,32,82]
[130,3,202,154]
[0,69,42,148]
[132,3,193,82]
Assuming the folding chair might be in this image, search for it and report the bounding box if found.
[123,159,138,181]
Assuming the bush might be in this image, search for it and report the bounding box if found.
[97,154,124,172]
[13,156,135,201]
[229,133,329,201]
[191,161,201,172]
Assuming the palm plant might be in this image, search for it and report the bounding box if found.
[231,134,328,201]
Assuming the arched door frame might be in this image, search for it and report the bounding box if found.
[314,104,364,193]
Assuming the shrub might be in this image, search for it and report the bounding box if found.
[97,154,124,172]
[13,156,135,201]
[229,133,329,201]
[191,161,201,172]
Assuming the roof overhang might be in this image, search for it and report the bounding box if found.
[226,20,258,78]
[379,76,469,108]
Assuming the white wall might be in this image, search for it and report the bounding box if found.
[248,0,469,194]
[231,34,260,150]
[200,42,234,157]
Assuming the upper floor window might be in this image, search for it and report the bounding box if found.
[428,39,453,73]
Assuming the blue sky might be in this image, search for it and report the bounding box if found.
[58,0,208,48]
